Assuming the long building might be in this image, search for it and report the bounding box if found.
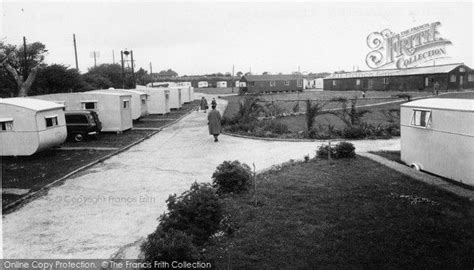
[323,63,474,91]
[240,74,304,94]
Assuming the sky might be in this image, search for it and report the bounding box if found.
[1,1,473,75]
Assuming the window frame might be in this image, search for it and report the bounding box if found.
[45,115,59,128]
[0,118,14,132]
[123,100,130,109]
[468,74,474,82]
[410,109,432,128]
[270,80,276,87]
[297,80,303,87]
[81,101,98,110]
[284,80,290,86]
[450,75,456,83]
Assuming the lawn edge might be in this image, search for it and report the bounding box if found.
[359,152,474,201]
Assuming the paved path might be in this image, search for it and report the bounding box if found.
[1,95,400,259]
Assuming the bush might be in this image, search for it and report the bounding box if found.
[342,126,366,139]
[160,183,223,245]
[316,142,356,159]
[316,144,337,159]
[334,141,356,158]
[141,228,200,263]
[212,160,252,194]
[263,120,289,134]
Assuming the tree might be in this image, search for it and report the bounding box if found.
[31,64,86,95]
[236,71,243,77]
[0,40,47,96]
[157,69,178,77]
[135,67,153,86]
[85,64,123,88]
[262,71,269,75]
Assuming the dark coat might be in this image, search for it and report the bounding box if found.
[208,109,222,135]
[200,99,208,110]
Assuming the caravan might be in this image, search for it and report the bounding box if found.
[90,89,148,120]
[169,88,182,110]
[33,92,133,132]
[137,88,170,115]
[401,98,474,186]
[0,98,67,156]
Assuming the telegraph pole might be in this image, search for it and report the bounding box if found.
[130,50,136,89]
[112,50,115,64]
[120,51,125,89]
[73,34,79,70]
[23,36,28,80]
[93,52,97,68]
[149,62,153,76]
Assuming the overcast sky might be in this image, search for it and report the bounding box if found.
[1,1,473,75]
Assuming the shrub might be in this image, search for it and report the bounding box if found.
[342,126,366,139]
[334,142,356,158]
[263,120,289,134]
[316,144,337,159]
[160,183,223,245]
[212,160,252,194]
[141,228,200,263]
[316,142,356,159]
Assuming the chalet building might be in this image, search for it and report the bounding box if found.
[240,74,304,94]
[323,63,474,91]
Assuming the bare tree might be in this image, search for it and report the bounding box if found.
[0,41,47,97]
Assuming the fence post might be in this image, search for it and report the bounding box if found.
[253,163,257,206]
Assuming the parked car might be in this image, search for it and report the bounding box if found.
[65,110,102,142]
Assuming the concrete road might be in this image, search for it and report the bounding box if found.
[1,95,400,259]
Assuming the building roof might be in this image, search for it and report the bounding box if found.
[0,97,65,112]
[325,63,468,79]
[242,74,304,82]
[401,98,474,112]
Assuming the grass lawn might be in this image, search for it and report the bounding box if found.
[275,101,402,133]
[438,91,474,99]
[205,157,474,269]
[370,150,403,164]
[1,149,114,207]
[62,129,155,148]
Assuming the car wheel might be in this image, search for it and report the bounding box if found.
[74,133,85,142]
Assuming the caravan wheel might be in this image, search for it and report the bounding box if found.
[74,133,85,142]
[410,163,421,171]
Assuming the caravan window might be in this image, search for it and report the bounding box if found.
[450,75,456,82]
[297,80,303,87]
[45,116,58,128]
[82,102,97,110]
[468,74,474,82]
[141,98,146,105]
[123,100,130,109]
[356,79,361,86]
[411,110,431,128]
[284,80,290,86]
[1,119,14,131]
[270,81,276,87]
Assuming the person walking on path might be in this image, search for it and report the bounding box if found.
[208,104,222,142]
[200,97,208,113]
[211,98,217,107]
